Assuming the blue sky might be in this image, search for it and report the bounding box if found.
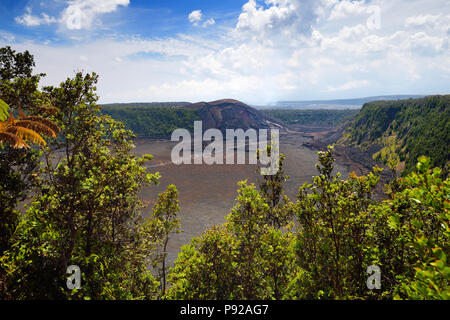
[0,0,449,104]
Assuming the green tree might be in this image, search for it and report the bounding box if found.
[147,185,181,296]
[295,145,382,299]
[259,225,300,299]
[0,47,49,296]
[166,225,238,299]
[227,181,271,299]
[168,179,301,300]
[257,152,295,228]
[369,156,449,299]
[1,72,162,300]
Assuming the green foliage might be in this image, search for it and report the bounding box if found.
[259,227,300,299]
[0,46,46,115]
[101,105,200,138]
[0,146,40,256]
[295,146,382,299]
[166,225,238,300]
[0,98,9,121]
[227,181,273,299]
[0,47,45,297]
[370,156,449,299]
[102,102,190,108]
[343,95,450,174]
[168,148,448,301]
[1,72,162,300]
[257,152,295,228]
[0,46,36,81]
[168,177,302,300]
[146,184,181,295]
[262,109,358,127]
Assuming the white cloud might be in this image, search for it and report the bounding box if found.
[0,31,15,42]
[405,14,441,28]
[15,7,57,27]
[189,10,215,28]
[188,10,203,26]
[61,0,130,30]
[6,0,450,104]
[405,14,450,35]
[234,0,320,43]
[15,0,130,30]
[203,18,215,28]
[328,80,370,92]
[328,0,369,20]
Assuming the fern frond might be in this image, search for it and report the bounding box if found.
[20,116,61,134]
[7,113,15,125]
[0,131,29,149]
[5,126,46,146]
[15,120,57,138]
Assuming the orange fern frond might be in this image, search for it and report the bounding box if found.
[0,106,60,149]
[0,131,29,149]
[5,126,46,147]
[14,120,57,138]
[7,113,15,125]
[20,116,61,134]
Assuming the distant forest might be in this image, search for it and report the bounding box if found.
[262,109,359,126]
[102,102,190,108]
[342,95,450,174]
[101,104,200,137]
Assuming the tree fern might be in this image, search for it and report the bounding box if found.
[14,120,57,138]
[3,126,46,147]
[0,112,60,149]
[19,116,60,135]
[0,131,28,148]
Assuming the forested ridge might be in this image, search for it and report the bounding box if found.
[341,95,450,174]
[102,102,190,108]
[262,109,359,127]
[101,104,200,138]
[0,47,449,300]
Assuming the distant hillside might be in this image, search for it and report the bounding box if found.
[101,102,191,108]
[101,104,200,138]
[340,95,450,174]
[268,95,425,110]
[101,99,275,138]
[262,109,359,127]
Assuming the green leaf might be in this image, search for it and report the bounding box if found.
[443,267,450,277]
[387,214,400,230]
[432,248,446,262]
[0,98,10,121]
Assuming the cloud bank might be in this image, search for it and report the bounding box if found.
[7,0,450,104]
